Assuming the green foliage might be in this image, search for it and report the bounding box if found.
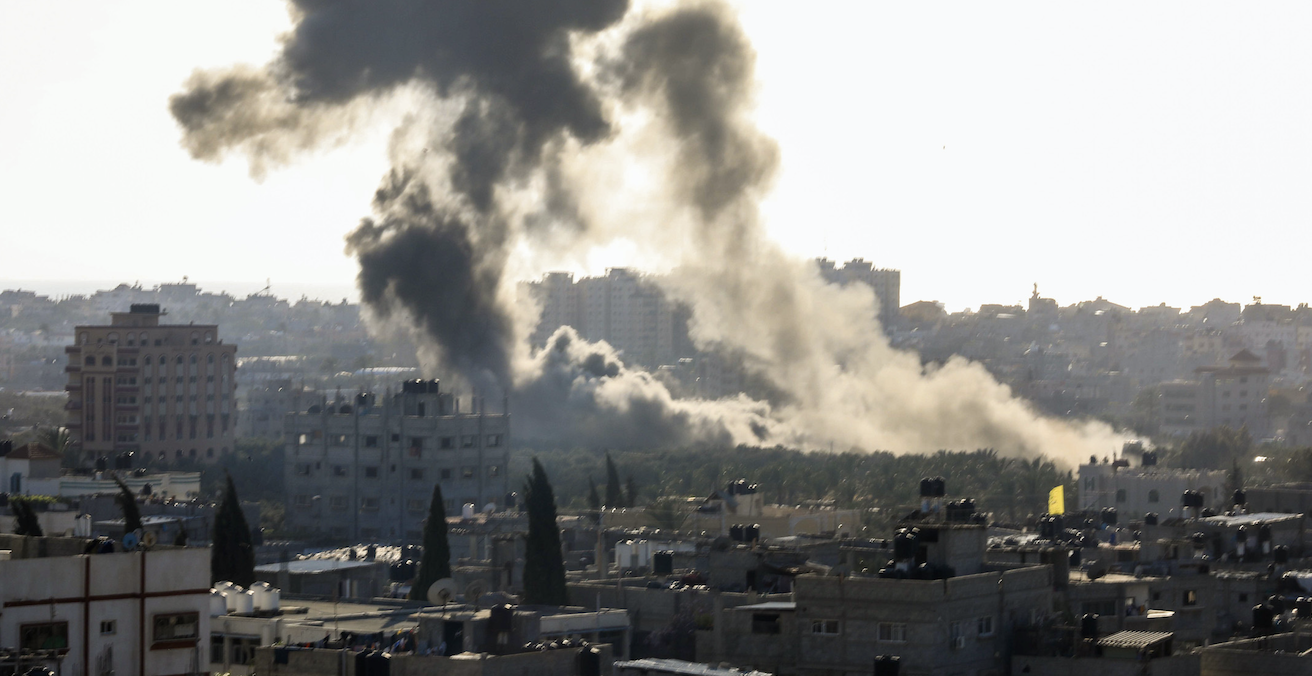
[410,483,452,602]
[211,474,256,587]
[11,499,43,536]
[587,478,601,524]
[1176,426,1252,470]
[522,446,1074,526]
[604,453,623,509]
[644,497,688,531]
[625,475,638,508]
[113,476,144,534]
[523,458,568,606]
[197,439,285,502]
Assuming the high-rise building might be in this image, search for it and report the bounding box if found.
[816,258,901,331]
[282,380,510,544]
[65,304,238,465]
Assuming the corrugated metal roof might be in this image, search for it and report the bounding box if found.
[1096,630,1173,649]
[732,602,796,612]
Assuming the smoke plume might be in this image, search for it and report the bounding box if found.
[172,0,1123,463]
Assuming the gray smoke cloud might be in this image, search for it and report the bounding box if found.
[172,0,1124,463]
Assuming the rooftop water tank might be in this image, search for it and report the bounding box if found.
[462,503,475,519]
[250,581,281,612]
[210,590,227,617]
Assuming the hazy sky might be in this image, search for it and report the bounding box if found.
[2,2,1310,312]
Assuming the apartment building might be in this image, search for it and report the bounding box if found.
[282,379,510,544]
[0,535,211,676]
[816,258,901,330]
[64,304,238,465]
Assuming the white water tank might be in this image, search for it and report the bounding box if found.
[221,585,246,612]
[615,540,634,568]
[462,503,475,519]
[635,540,652,567]
[232,590,254,614]
[210,590,227,617]
[250,582,281,612]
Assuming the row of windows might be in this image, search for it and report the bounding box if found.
[298,433,502,448]
[81,330,216,347]
[800,618,993,642]
[294,463,499,480]
[296,495,476,513]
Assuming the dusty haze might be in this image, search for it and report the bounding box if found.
[170,0,1125,465]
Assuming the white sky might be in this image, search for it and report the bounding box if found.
[2,2,1310,312]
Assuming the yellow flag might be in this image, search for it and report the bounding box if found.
[1048,486,1065,515]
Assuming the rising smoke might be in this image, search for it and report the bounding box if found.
[171,0,1123,463]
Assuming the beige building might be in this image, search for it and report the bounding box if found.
[65,304,237,465]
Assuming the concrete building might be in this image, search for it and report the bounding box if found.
[282,380,510,544]
[816,258,901,331]
[0,440,60,493]
[64,304,238,465]
[1195,350,1270,437]
[1078,460,1228,516]
[0,534,211,676]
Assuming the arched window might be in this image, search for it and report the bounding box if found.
[143,356,152,365]
[102,356,113,366]
[107,332,119,343]
[207,354,214,364]
[1148,490,1160,503]
[80,333,89,345]
[176,355,184,365]
[126,333,135,346]
[1116,489,1127,503]
[204,332,213,344]
[189,354,197,364]
[85,356,95,366]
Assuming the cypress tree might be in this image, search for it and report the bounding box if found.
[113,476,144,534]
[410,483,452,601]
[604,452,623,508]
[523,458,568,606]
[211,474,256,586]
[12,499,42,536]
[587,477,602,524]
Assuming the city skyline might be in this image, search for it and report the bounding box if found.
[4,2,1312,312]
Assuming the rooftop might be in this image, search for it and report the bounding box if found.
[1097,630,1174,650]
[615,658,774,676]
[254,559,384,575]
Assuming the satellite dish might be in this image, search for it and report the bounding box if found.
[141,531,158,549]
[427,578,459,606]
[122,532,140,551]
[465,580,487,606]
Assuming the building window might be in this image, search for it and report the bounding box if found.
[461,435,476,448]
[486,434,501,447]
[20,622,69,650]
[751,613,781,634]
[441,469,452,480]
[329,496,348,510]
[361,497,379,511]
[977,616,994,637]
[949,621,965,649]
[488,465,501,477]
[409,468,425,480]
[407,499,426,512]
[1116,489,1127,503]
[1148,490,1159,503]
[295,463,311,475]
[333,465,348,477]
[364,466,379,478]
[364,435,378,448]
[462,466,476,479]
[84,356,95,366]
[1184,590,1198,606]
[810,620,840,635]
[293,495,312,508]
[153,612,200,644]
[877,623,907,643]
[100,620,116,635]
[440,437,454,449]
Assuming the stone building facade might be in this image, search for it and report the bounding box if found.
[282,379,510,544]
[65,304,237,464]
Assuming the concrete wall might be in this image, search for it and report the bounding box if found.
[1014,654,1200,676]
[0,546,211,676]
[1200,634,1312,676]
[253,644,612,676]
